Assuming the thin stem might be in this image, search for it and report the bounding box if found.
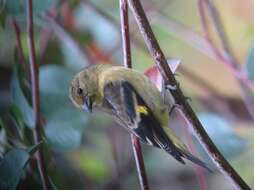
[198,0,246,79]
[131,134,149,190]
[198,0,254,121]
[120,0,132,68]
[127,0,251,189]
[11,20,28,73]
[203,0,238,67]
[26,0,49,190]
[119,0,149,189]
[197,0,226,65]
[198,0,238,70]
[86,1,227,102]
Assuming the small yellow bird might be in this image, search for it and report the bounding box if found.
[69,64,210,170]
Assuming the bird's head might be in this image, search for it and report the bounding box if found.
[69,66,100,113]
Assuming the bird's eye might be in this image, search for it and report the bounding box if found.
[77,88,83,95]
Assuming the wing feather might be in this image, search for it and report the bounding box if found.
[100,70,211,170]
[103,81,185,163]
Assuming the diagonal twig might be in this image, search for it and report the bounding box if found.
[198,0,254,123]
[127,0,251,189]
[85,1,230,106]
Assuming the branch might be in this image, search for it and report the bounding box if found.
[198,0,254,122]
[131,135,149,190]
[86,1,229,104]
[198,0,222,61]
[26,0,49,190]
[198,0,253,87]
[119,0,149,189]
[120,0,132,68]
[202,0,238,68]
[127,0,251,189]
[11,20,28,74]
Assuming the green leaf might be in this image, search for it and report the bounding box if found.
[72,149,111,181]
[0,117,13,141]
[45,108,87,151]
[40,65,73,96]
[27,141,43,155]
[5,0,23,16]
[39,65,88,151]
[10,72,34,128]
[8,104,25,139]
[0,29,15,66]
[0,9,7,28]
[33,0,59,13]
[246,44,254,82]
[0,148,30,190]
[39,65,74,117]
[5,0,59,17]
[40,41,63,66]
[14,56,32,104]
[45,120,82,151]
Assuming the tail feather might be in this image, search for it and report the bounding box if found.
[163,143,185,164]
[177,148,213,172]
[163,127,213,171]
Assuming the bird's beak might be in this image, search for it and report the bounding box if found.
[83,96,93,113]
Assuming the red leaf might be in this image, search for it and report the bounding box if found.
[144,58,181,91]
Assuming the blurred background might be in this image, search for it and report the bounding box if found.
[0,0,254,189]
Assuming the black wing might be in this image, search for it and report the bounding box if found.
[103,81,185,164]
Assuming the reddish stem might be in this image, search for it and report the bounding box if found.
[198,0,254,122]
[120,0,132,68]
[131,134,150,190]
[127,0,251,189]
[11,20,28,73]
[120,0,150,189]
[26,0,49,190]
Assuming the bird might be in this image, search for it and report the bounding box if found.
[69,64,211,171]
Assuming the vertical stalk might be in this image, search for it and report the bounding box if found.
[11,20,27,72]
[26,0,49,189]
[119,0,150,189]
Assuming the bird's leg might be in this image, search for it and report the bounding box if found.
[161,80,192,115]
[161,82,166,104]
[169,96,192,115]
[161,80,181,107]
[161,82,175,107]
[164,80,180,91]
